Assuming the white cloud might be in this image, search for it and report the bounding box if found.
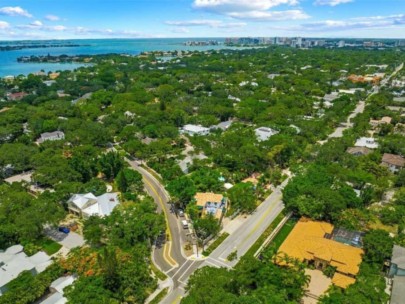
[30,20,43,27]
[229,10,309,21]
[166,19,246,28]
[193,0,299,12]
[0,21,9,29]
[314,0,353,6]
[171,27,190,34]
[45,15,60,21]
[279,14,405,32]
[192,0,308,22]
[51,25,67,31]
[0,6,32,18]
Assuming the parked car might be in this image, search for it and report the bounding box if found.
[178,209,185,217]
[181,220,189,229]
[58,226,70,234]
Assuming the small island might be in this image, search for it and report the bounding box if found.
[0,43,89,51]
[17,54,93,63]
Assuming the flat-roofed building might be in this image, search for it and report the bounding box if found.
[355,137,379,149]
[37,131,65,144]
[181,124,210,136]
[255,127,279,142]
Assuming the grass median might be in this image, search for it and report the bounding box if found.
[202,232,230,256]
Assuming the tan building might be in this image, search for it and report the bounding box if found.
[369,116,392,128]
[277,218,364,289]
[381,153,405,173]
[194,192,227,220]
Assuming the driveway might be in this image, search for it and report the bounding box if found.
[44,227,85,250]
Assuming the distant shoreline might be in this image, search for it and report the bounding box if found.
[0,44,90,52]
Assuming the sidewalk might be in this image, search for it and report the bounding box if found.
[145,279,173,304]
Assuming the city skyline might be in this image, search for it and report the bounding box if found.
[0,0,404,40]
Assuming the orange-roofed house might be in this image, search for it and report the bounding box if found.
[277,218,364,289]
[194,192,227,220]
[49,72,60,80]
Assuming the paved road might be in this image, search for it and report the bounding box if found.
[318,62,404,145]
[163,178,290,304]
[126,160,188,273]
[148,63,405,303]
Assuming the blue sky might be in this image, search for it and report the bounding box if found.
[0,0,404,40]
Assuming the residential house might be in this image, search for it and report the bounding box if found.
[388,245,405,304]
[57,90,70,98]
[40,275,76,304]
[0,245,51,295]
[194,192,227,220]
[348,74,383,84]
[7,92,28,101]
[369,116,392,128]
[37,131,65,144]
[338,88,365,95]
[346,146,372,156]
[49,72,60,80]
[323,92,340,103]
[67,192,120,218]
[181,124,210,136]
[43,80,56,87]
[381,153,405,173]
[211,120,233,131]
[386,106,405,114]
[72,92,93,105]
[355,137,379,149]
[255,127,279,142]
[277,218,364,289]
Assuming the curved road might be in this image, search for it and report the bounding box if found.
[126,159,188,273]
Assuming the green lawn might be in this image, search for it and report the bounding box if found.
[150,262,167,281]
[149,288,168,304]
[265,217,298,252]
[242,211,286,259]
[39,238,62,255]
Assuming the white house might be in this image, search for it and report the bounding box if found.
[255,127,279,142]
[181,124,210,136]
[0,245,51,295]
[354,137,379,149]
[40,275,76,304]
[67,192,120,218]
[37,131,65,144]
